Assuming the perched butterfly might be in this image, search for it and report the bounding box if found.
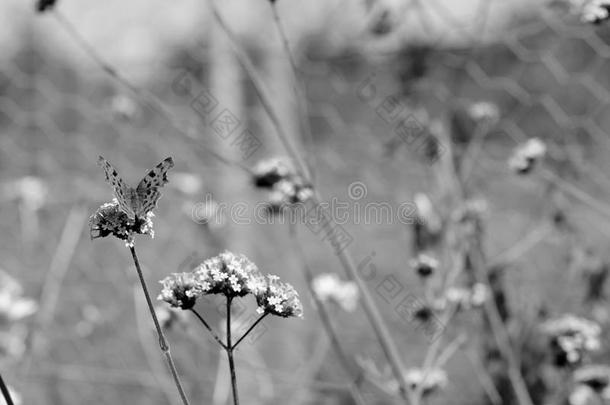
[98,156,174,220]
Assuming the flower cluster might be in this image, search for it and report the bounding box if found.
[541,314,601,367]
[254,275,303,318]
[311,273,359,312]
[252,157,313,213]
[508,138,547,175]
[410,253,440,278]
[194,251,262,298]
[158,272,201,310]
[444,283,490,310]
[0,270,38,325]
[568,0,610,24]
[158,251,303,319]
[89,200,155,247]
[36,0,56,13]
[570,365,610,404]
[403,368,448,396]
[467,101,500,125]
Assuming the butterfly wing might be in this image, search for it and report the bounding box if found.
[97,156,137,218]
[134,157,174,218]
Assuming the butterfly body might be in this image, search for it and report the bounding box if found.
[98,156,174,220]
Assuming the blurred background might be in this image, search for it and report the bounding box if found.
[2,0,610,404]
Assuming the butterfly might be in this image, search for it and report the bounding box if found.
[98,156,174,220]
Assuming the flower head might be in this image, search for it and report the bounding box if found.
[252,158,294,189]
[194,251,263,298]
[508,138,547,175]
[445,283,489,310]
[89,200,154,247]
[410,253,439,278]
[0,269,37,325]
[157,272,202,310]
[404,368,448,396]
[36,0,56,13]
[541,314,601,367]
[311,273,359,312]
[569,0,610,23]
[467,101,500,125]
[574,364,610,392]
[253,157,313,214]
[254,275,303,318]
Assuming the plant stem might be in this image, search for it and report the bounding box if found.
[469,247,534,405]
[129,245,191,405]
[269,1,317,182]
[0,373,14,405]
[226,296,240,405]
[289,225,368,405]
[232,313,268,350]
[205,0,310,181]
[190,308,227,350]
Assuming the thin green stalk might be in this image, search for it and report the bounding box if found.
[206,0,310,181]
[232,313,267,350]
[190,308,227,350]
[269,1,317,183]
[469,247,534,405]
[129,246,191,405]
[310,192,415,403]
[226,297,240,405]
[0,373,14,405]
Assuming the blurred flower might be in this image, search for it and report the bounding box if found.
[414,193,442,234]
[4,176,48,211]
[89,200,154,247]
[541,314,601,367]
[311,273,359,312]
[36,0,56,13]
[403,368,448,396]
[158,272,201,310]
[172,172,203,196]
[569,0,610,23]
[0,325,27,359]
[254,275,303,318]
[0,290,37,324]
[413,193,443,251]
[110,94,138,121]
[75,304,103,337]
[253,157,313,213]
[574,364,610,394]
[266,179,313,214]
[508,138,547,175]
[445,283,489,310]
[252,158,294,189]
[467,101,500,125]
[156,305,189,330]
[194,251,263,298]
[410,253,439,278]
[569,385,599,405]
